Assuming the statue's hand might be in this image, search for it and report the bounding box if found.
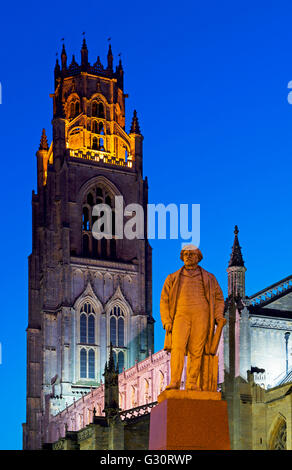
[217,318,227,326]
[164,323,172,334]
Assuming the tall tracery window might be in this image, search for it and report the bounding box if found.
[80,303,95,344]
[80,348,95,379]
[79,302,96,381]
[69,100,80,119]
[92,120,98,134]
[270,420,287,450]
[110,306,125,347]
[92,101,105,118]
[80,348,87,378]
[92,101,98,117]
[81,185,117,260]
[82,207,89,231]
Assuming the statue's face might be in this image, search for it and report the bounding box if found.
[183,250,200,268]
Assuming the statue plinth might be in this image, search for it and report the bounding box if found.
[149,390,230,450]
[157,389,221,403]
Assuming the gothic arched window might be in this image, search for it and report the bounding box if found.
[99,138,105,151]
[79,348,95,379]
[87,192,94,206]
[99,122,104,134]
[80,348,87,378]
[110,316,116,346]
[98,103,105,118]
[75,101,80,116]
[82,207,89,231]
[80,314,87,343]
[88,315,95,344]
[80,303,95,344]
[70,102,75,119]
[270,419,287,450]
[110,306,125,348]
[92,137,98,150]
[92,101,98,117]
[78,303,97,381]
[88,349,95,379]
[118,317,124,347]
[92,120,98,134]
[70,100,80,119]
[81,185,117,259]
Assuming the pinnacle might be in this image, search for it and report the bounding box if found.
[39,129,49,151]
[108,342,116,372]
[228,225,245,268]
[130,110,141,134]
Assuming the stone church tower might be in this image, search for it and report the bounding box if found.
[23,39,154,450]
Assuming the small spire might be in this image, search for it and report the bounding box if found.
[39,129,49,151]
[69,54,78,67]
[130,110,141,134]
[54,56,61,86]
[107,43,113,71]
[117,53,123,70]
[61,42,67,69]
[81,34,88,69]
[228,225,245,267]
[94,56,103,71]
[108,342,115,372]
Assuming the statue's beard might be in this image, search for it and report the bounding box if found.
[184,262,198,270]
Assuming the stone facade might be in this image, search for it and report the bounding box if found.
[223,227,292,449]
[24,40,154,450]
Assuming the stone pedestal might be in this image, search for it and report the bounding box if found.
[149,390,230,450]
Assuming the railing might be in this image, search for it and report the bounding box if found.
[69,149,133,168]
[247,275,292,307]
[119,401,157,421]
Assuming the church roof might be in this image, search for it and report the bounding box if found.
[247,275,292,312]
[248,305,292,319]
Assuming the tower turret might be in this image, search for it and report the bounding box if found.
[81,37,88,70]
[36,129,49,188]
[54,58,61,88]
[25,40,153,450]
[227,225,246,298]
[107,43,113,72]
[61,43,67,70]
[129,110,143,176]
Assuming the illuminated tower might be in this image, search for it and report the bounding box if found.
[24,39,154,449]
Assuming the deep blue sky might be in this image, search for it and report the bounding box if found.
[0,0,291,450]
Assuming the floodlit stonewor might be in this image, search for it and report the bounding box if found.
[23,40,292,451]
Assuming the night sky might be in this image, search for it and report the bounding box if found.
[0,0,291,449]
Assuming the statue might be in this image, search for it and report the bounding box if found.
[160,244,226,392]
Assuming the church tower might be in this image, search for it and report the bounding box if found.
[227,225,246,299]
[24,40,154,449]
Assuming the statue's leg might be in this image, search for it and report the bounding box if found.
[186,316,209,390]
[166,314,190,390]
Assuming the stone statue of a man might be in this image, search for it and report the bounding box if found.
[160,245,226,391]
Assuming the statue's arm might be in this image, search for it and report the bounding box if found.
[160,275,172,329]
[213,277,225,324]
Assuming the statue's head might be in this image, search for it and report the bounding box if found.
[180,244,203,269]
